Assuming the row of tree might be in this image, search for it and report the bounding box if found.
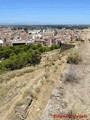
[0,44,60,73]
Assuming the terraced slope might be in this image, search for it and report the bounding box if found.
[0,49,68,120]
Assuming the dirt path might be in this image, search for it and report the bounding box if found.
[40,41,90,120]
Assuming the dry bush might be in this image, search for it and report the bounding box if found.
[67,50,82,64]
[64,72,77,83]
[46,79,54,85]
[55,65,58,69]
[16,99,24,106]
[44,63,50,68]
[51,61,55,65]
[44,69,49,78]
[58,63,62,66]
[23,84,41,100]
[23,88,32,99]
[0,76,4,83]
[62,65,80,83]
[35,87,40,93]
[44,74,49,79]
[61,60,65,63]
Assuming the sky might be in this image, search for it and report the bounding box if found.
[0,0,90,25]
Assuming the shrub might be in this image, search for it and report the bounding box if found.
[63,66,80,83]
[16,99,24,106]
[50,44,60,50]
[67,50,82,64]
[64,72,78,82]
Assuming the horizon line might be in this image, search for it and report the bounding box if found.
[0,24,90,26]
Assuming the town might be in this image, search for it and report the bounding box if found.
[0,26,83,47]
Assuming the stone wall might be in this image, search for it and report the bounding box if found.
[14,97,33,120]
[61,43,75,52]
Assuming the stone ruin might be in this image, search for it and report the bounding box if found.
[14,97,33,120]
[61,43,75,52]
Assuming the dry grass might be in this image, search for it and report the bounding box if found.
[16,99,24,106]
[0,49,67,120]
[0,68,34,83]
[67,50,82,64]
[46,79,54,85]
[0,84,13,99]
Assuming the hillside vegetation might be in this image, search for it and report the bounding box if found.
[0,44,60,73]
